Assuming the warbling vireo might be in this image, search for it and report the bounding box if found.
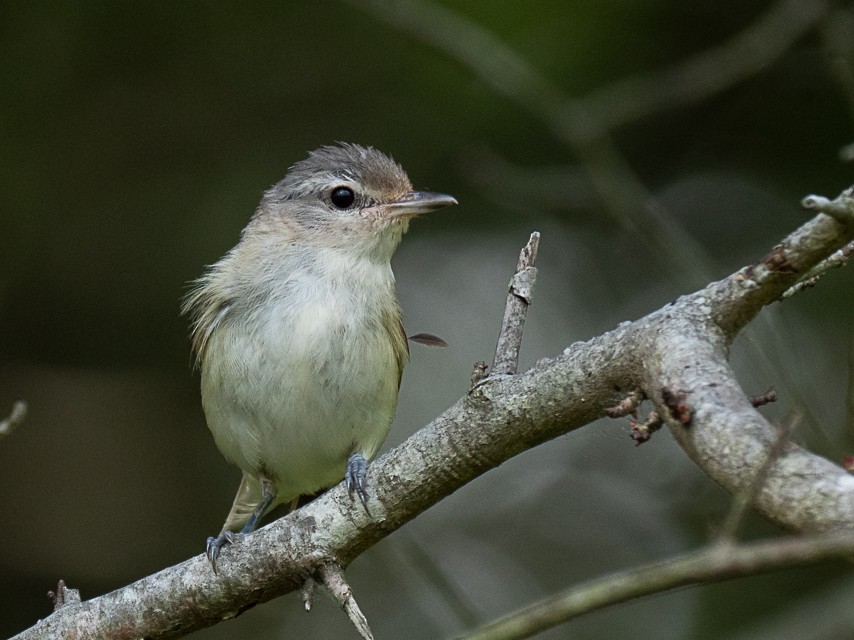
[182,143,456,569]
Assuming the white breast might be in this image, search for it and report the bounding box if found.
[199,248,404,504]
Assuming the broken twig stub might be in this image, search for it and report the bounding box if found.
[492,232,541,376]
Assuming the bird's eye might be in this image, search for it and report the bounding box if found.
[330,186,356,209]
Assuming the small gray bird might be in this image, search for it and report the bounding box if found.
[182,143,456,569]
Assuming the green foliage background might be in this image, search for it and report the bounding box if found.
[1,1,852,638]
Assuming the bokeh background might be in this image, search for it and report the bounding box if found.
[2,1,853,638]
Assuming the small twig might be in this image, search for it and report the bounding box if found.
[0,400,28,438]
[801,187,854,223]
[468,361,488,393]
[818,10,854,141]
[716,414,800,542]
[47,580,80,611]
[604,390,645,418]
[628,411,663,446]
[491,232,540,376]
[748,388,778,408]
[605,391,657,444]
[317,563,374,640]
[300,577,316,612]
[587,0,830,130]
[781,240,854,299]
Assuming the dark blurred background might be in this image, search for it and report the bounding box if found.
[2,1,853,638]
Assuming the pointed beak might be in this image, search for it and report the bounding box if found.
[379,191,458,218]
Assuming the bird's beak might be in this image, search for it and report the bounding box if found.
[370,191,458,219]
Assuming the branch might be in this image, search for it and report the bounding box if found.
[346,0,790,289]
[13,190,854,638]
[491,231,540,376]
[0,399,27,438]
[348,0,829,136]
[781,239,853,298]
[453,531,854,640]
[819,7,854,152]
[586,0,830,129]
[715,415,796,542]
[317,564,374,640]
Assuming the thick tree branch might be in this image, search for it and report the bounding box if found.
[13,191,854,639]
[646,197,854,531]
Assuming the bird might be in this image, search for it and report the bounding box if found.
[182,143,456,570]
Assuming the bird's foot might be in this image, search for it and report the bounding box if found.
[206,530,241,574]
[345,453,371,515]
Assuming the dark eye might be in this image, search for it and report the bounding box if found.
[330,186,355,209]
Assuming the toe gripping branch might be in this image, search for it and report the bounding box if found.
[345,453,371,515]
[206,531,239,574]
[204,456,372,574]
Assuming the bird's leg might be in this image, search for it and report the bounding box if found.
[345,453,371,515]
[239,477,276,535]
[206,477,276,573]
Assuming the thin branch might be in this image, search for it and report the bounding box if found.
[802,189,854,221]
[0,399,27,438]
[604,390,645,418]
[348,0,831,291]
[748,388,778,408]
[318,563,374,640]
[300,577,316,612]
[587,0,830,130]
[819,7,854,133]
[491,232,540,376]
[781,240,854,298]
[628,411,664,446]
[47,580,80,611]
[708,188,854,335]
[346,0,717,288]
[780,192,854,297]
[451,531,854,640]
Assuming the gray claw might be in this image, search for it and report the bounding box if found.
[345,453,371,515]
[206,530,239,574]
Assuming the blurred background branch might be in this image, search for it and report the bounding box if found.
[456,530,854,640]
[0,400,27,438]
[586,0,831,130]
